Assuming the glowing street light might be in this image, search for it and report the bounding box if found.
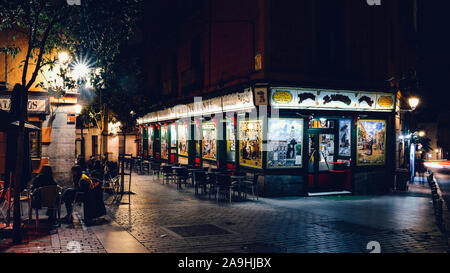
[71,55,94,81]
[72,63,90,80]
[418,131,426,137]
[408,97,420,111]
[74,104,83,115]
[58,51,71,65]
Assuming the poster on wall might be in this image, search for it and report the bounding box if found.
[339,120,352,157]
[170,123,177,147]
[357,120,386,165]
[267,119,303,168]
[178,123,189,156]
[202,122,217,161]
[226,120,236,162]
[239,120,263,168]
[148,126,154,157]
[194,121,201,157]
[161,125,169,159]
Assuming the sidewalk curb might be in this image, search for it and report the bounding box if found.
[430,172,450,252]
[89,214,149,253]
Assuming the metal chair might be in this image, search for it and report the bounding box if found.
[30,185,63,233]
[175,167,189,190]
[141,158,151,175]
[150,162,161,179]
[162,165,174,184]
[207,172,218,199]
[216,174,233,203]
[194,171,208,195]
[243,173,259,200]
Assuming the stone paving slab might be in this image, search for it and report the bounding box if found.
[104,174,450,253]
[2,172,449,253]
[1,206,106,253]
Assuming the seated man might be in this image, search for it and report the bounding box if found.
[30,165,58,227]
[62,165,106,224]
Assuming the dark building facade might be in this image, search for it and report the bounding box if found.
[138,0,418,197]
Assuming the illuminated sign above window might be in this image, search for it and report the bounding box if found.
[270,88,395,112]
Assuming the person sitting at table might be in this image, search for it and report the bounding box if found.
[62,165,106,225]
[90,160,104,181]
[30,165,58,227]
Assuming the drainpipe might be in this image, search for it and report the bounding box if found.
[5,51,7,86]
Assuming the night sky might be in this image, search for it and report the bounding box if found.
[416,1,450,122]
[139,0,450,123]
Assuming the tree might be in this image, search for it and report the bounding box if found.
[0,0,141,243]
[81,48,149,152]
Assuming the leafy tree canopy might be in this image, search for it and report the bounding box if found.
[0,0,142,91]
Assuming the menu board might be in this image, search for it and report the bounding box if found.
[202,122,217,161]
[161,125,169,160]
[339,120,352,157]
[148,126,154,157]
[226,120,236,162]
[357,120,386,166]
[267,119,303,168]
[178,123,189,157]
[239,120,263,169]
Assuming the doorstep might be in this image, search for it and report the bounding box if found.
[307,191,352,197]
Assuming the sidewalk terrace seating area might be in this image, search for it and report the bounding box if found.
[121,156,259,203]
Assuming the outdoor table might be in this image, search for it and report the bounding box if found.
[187,168,201,186]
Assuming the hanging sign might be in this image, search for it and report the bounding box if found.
[0,95,49,114]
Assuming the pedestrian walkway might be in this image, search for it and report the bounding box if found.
[0,213,106,253]
[103,174,449,253]
[1,173,449,253]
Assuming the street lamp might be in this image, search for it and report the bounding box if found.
[418,131,426,137]
[72,63,90,80]
[74,104,85,164]
[400,97,420,113]
[58,51,71,65]
[74,104,82,115]
[408,97,420,111]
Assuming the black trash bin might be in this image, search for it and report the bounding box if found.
[395,168,411,191]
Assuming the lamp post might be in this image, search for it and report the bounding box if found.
[74,104,85,164]
[398,96,421,179]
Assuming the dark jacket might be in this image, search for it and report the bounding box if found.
[31,174,57,190]
[30,174,57,209]
[78,174,106,220]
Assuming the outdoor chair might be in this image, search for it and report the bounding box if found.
[243,173,259,200]
[175,167,189,190]
[162,165,174,184]
[141,159,150,175]
[132,157,142,174]
[207,172,218,199]
[194,171,208,195]
[150,162,161,179]
[216,174,237,203]
[29,185,63,233]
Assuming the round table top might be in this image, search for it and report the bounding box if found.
[231,176,246,179]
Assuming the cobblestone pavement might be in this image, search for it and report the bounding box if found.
[0,214,106,253]
[104,174,450,253]
[1,173,448,253]
[0,201,107,253]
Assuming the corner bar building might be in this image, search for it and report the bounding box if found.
[138,86,396,197]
